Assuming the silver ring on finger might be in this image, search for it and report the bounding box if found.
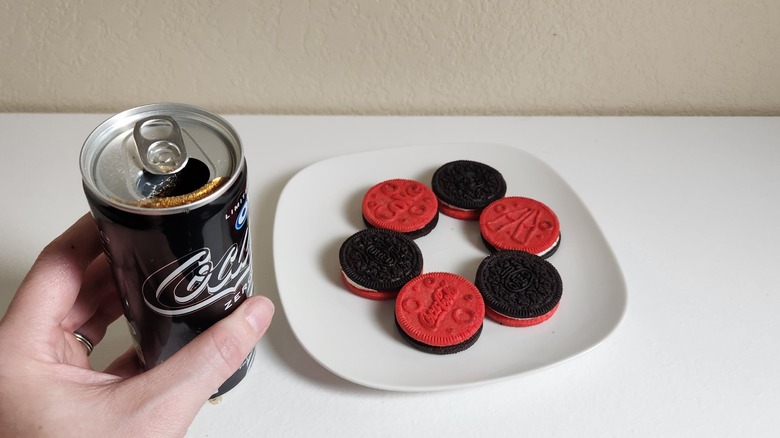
[73,332,94,356]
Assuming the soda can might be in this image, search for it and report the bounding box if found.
[80,103,254,398]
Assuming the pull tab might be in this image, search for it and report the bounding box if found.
[133,116,189,175]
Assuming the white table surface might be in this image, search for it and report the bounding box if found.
[1,114,778,437]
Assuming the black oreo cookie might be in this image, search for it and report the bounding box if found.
[431,160,507,220]
[475,250,562,327]
[339,228,424,300]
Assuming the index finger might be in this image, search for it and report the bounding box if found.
[3,213,102,330]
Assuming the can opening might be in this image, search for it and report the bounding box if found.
[136,158,211,199]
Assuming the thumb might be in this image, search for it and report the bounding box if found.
[124,295,274,412]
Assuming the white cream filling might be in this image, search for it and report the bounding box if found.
[536,234,561,257]
[341,270,378,292]
[438,199,475,212]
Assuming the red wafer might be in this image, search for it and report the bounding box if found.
[395,272,485,354]
[479,196,561,258]
[485,303,560,327]
[362,179,439,239]
[437,202,481,221]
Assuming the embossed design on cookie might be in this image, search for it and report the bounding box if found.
[480,196,560,257]
[362,179,439,238]
[367,180,427,219]
[484,204,553,245]
[431,160,507,219]
[395,272,485,348]
[432,161,506,206]
[418,281,459,329]
[343,231,419,283]
[475,251,562,326]
[339,228,423,299]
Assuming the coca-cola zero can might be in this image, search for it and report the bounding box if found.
[80,103,254,398]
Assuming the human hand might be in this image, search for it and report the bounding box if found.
[0,214,274,437]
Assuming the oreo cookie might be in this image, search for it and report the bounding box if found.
[431,160,507,220]
[475,251,562,327]
[362,179,439,239]
[479,196,561,258]
[395,319,483,355]
[395,272,485,354]
[339,228,423,300]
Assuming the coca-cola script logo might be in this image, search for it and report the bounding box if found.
[143,231,252,316]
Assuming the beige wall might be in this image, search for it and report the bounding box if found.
[1,0,778,115]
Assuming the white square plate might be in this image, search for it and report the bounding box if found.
[273,143,626,391]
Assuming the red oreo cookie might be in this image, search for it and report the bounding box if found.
[395,272,485,354]
[362,179,439,239]
[479,196,561,258]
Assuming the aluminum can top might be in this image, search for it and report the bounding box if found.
[80,103,243,215]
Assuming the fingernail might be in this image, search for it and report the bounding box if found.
[244,296,274,334]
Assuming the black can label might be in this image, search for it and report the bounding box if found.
[142,194,253,317]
